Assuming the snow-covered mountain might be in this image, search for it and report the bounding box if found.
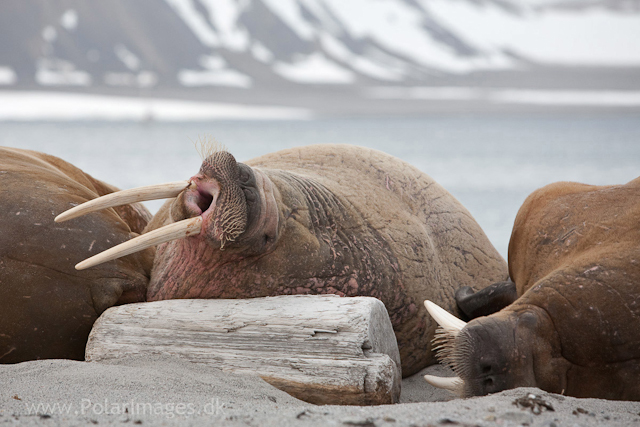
[1,0,639,89]
[0,0,639,117]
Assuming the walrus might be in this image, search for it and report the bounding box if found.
[0,147,153,363]
[424,177,640,400]
[57,143,507,376]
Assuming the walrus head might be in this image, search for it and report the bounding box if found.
[145,149,285,300]
[167,150,279,251]
[423,300,568,397]
[55,149,282,277]
[172,150,248,248]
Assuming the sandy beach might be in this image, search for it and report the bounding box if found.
[2,355,639,426]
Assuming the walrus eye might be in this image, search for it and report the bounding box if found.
[239,168,250,184]
[244,187,256,204]
[237,164,255,186]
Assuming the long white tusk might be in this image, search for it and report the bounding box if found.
[76,216,202,270]
[55,180,191,223]
[424,374,463,391]
[424,300,467,337]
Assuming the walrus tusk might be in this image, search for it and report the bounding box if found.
[55,180,192,223]
[424,300,467,337]
[75,216,203,270]
[424,374,463,391]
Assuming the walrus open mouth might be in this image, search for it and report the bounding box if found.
[183,183,217,216]
[55,151,249,270]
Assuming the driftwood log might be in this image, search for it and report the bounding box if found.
[85,295,401,405]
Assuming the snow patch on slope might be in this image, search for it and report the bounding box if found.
[273,53,355,84]
[36,59,91,86]
[60,9,78,31]
[41,26,57,43]
[178,69,252,87]
[251,42,274,63]
[0,67,17,85]
[114,44,141,71]
[198,0,250,51]
[104,71,158,88]
[178,54,253,87]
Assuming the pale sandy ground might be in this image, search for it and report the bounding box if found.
[1,355,639,426]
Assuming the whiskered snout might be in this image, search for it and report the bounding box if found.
[423,300,514,397]
[55,149,251,270]
[424,300,540,397]
[423,300,466,395]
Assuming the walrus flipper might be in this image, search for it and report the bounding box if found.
[455,281,518,320]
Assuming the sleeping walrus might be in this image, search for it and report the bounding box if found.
[5,144,507,375]
[0,147,153,363]
[425,177,640,400]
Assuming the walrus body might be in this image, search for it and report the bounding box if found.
[432,177,640,400]
[145,144,507,375]
[0,148,153,362]
[2,144,507,374]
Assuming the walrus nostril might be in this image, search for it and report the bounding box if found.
[482,364,492,374]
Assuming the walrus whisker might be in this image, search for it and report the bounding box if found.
[432,327,459,368]
[423,374,464,392]
[424,300,467,337]
[192,134,227,160]
[75,216,203,270]
[55,180,192,223]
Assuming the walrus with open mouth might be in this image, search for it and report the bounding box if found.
[424,177,640,400]
[4,143,507,375]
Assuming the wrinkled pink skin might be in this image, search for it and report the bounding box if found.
[146,165,422,374]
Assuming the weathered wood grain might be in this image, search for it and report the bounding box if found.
[85,295,401,405]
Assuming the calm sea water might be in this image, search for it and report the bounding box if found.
[2,116,639,260]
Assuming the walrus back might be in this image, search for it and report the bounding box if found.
[248,144,507,372]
